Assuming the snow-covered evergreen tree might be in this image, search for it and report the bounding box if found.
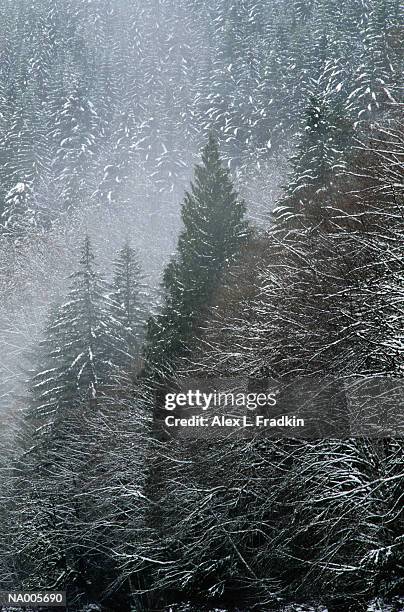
[51,86,101,212]
[348,0,401,122]
[28,236,114,439]
[146,133,249,372]
[1,183,36,242]
[274,64,353,229]
[108,242,148,371]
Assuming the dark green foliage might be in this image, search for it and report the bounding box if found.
[146,134,249,372]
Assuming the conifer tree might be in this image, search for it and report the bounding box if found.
[29,236,113,439]
[51,85,100,212]
[1,182,35,241]
[146,134,249,373]
[12,237,140,601]
[108,242,147,371]
[349,0,399,122]
[274,72,352,229]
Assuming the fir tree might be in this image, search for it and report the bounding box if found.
[1,182,35,241]
[274,73,353,229]
[146,134,249,373]
[1,180,51,242]
[349,0,400,122]
[29,236,113,438]
[108,242,147,370]
[51,84,100,212]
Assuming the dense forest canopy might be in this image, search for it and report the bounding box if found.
[0,1,402,611]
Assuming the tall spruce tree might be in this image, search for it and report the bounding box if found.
[274,81,352,230]
[108,242,147,371]
[12,237,144,601]
[146,134,249,373]
[28,236,113,439]
[1,182,35,241]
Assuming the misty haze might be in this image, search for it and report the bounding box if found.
[0,1,402,611]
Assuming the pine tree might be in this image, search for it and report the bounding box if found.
[349,0,400,122]
[273,68,353,230]
[28,236,113,439]
[108,242,148,371]
[12,237,145,601]
[51,83,100,212]
[146,134,249,373]
[1,182,36,242]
